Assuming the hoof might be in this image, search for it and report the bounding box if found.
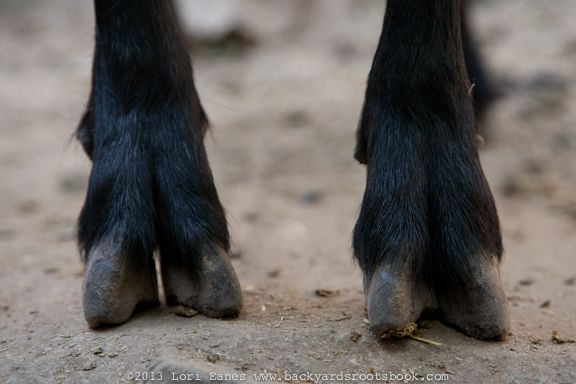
[367,261,435,338]
[162,244,242,318]
[83,240,159,329]
[437,259,510,340]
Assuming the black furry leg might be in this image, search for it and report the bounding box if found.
[78,107,160,327]
[354,0,508,340]
[152,129,242,318]
[77,0,241,328]
[354,107,435,336]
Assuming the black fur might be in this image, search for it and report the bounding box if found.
[77,0,228,269]
[353,0,502,291]
[76,0,505,334]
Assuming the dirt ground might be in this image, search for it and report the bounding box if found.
[1,0,575,383]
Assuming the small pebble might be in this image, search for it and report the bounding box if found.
[92,346,103,355]
[82,362,97,371]
[207,353,220,363]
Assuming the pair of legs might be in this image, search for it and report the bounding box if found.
[77,0,509,340]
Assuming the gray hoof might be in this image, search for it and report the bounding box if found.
[162,244,242,318]
[437,259,510,340]
[83,241,159,328]
[367,261,435,338]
